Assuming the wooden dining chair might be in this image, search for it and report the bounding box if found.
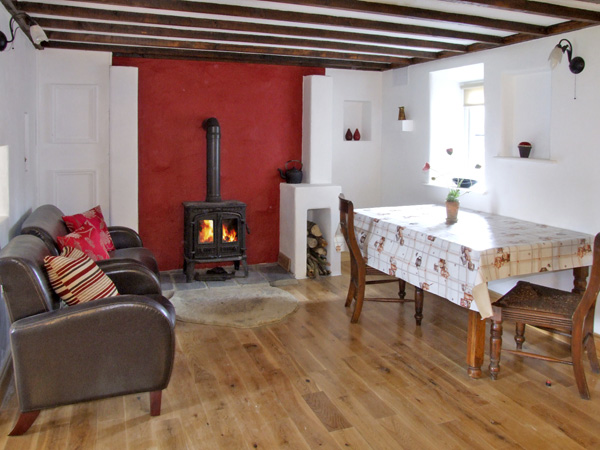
[338,195,424,325]
[489,233,600,399]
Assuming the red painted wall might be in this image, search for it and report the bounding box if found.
[112,57,324,270]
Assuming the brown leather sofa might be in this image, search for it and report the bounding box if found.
[0,235,176,435]
[20,204,159,275]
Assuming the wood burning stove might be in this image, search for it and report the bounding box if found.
[183,200,247,282]
[183,118,248,282]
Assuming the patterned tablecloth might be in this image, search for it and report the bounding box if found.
[351,204,594,318]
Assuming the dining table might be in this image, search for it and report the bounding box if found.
[351,204,594,378]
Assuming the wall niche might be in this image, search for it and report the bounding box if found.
[343,100,371,141]
[501,70,552,160]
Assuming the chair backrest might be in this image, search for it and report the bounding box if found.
[0,235,59,323]
[574,233,600,325]
[20,204,68,256]
[339,195,366,269]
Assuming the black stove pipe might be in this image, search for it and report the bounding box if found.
[203,117,221,203]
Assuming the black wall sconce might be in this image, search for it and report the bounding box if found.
[0,12,48,52]
[548,39,585,74]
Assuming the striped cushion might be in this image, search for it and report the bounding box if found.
[44,247,119,306]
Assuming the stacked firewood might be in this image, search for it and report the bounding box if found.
[306,221,331,278]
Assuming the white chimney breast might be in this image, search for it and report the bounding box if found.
[302,75,333,184]
[279,183,341,279]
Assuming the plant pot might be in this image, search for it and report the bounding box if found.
[518,145,532,158]
[446,201,459,224]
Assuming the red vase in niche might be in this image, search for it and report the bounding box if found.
[345,128,353,141]
[353,129,361,141]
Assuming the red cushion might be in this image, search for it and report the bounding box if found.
[63,205,115,252]
[57,221,111,261]
[44,247,119,306]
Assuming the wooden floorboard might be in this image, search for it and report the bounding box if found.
[1,261,599,448]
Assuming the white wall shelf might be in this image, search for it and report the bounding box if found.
[398,120,413,131]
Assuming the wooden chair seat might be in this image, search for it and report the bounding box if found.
[494,282,579,329]
[339,195,424,324]
[489,233,600,399]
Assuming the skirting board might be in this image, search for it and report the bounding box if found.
[278,252,291,272]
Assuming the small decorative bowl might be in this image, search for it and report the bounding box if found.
[452,178,477,188]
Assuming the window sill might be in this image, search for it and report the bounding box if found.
[494,156,557,164]
[423,181,487,196]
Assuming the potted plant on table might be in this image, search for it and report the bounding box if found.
[444,183,463,224]
[422,157,481,224]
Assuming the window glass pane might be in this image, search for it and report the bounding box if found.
[430,64,485,188]
[464,86,484,106]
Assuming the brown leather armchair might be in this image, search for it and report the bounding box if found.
[20,204,159,275]
[0,235,176,435]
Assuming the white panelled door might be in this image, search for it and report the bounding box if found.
[36,49,111,219]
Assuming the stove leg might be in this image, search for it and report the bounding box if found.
[234,260,240,270]
[184,260,195,283]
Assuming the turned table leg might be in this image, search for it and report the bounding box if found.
[467,310,486,378]
[414,287,424,326]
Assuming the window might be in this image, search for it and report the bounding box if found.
[429,64,485,188]
[462,83,485,176]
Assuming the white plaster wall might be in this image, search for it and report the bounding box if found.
[0,3,39,392]
[326,69,383,208]
[109,66,139,231]
[382,26,600,231]
[0,7,38,246]
[380,26,600,327]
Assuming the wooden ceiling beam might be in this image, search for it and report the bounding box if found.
[43,0,506,44]
[46,30,413,65]
[546,20,598,35]
[259,0,547,34]
[20,2,469,52]
[437,0,600,24]
[44,40,391,71]
[36,18,439,59]
[13,0,595,70]
[502,21,596,45]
